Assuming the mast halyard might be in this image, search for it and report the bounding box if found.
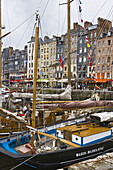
[67,0,71,86]
[31,8,40,147]
[0,0,2,108]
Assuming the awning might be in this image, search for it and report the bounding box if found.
[58,79,68,83]
[84,78,95,82]
[96,79,111,83]
[37,79,49,83]
[58,79,75,83]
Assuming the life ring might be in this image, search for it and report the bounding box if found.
[25,143,36,154]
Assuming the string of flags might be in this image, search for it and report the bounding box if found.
[78,0,97,83]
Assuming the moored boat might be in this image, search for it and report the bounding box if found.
[0,112,113,169]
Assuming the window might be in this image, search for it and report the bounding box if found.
[102,49,105,55]
[80,39,82,44]
[15,61,18,65]
[107,57,110,63]
[94,40,96,45]
[107,66,110,70]
[47,48,49,53]
[94,32,97,37]
[79,57,82,62]
[98,50,101,55]
[107,73,110,78]
[90,49,92,55]
[98,58,100,64]
[90,41,92,45]
[94,48,96,55]
[102,65,105,71]
[98,41,101,47]
[108,48,110,54]
[84,47,86,53]
[102,57,105,63]
[90,33,93,38]
[103,41,105,46]
[89,67,91,72]
[98,66,100,71]
[79,48,82,53]
[108,40,111,46]
[73,66,76,71]
[83,56,86,62]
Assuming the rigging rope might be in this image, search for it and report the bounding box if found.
[10,152,38,170]
[9,13,35,36]
[41,0,50,18]
[16,16,34,48]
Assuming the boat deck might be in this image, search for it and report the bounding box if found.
[57,123,111,137]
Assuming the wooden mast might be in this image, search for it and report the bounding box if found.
[0,0,2,108]
[31,8,40,147]
[60,0,74,86]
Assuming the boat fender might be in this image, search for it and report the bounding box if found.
[25,144,36,154]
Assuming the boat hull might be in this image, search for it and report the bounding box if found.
[0,136,113,170]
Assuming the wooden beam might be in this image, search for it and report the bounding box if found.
[38,131,80,148]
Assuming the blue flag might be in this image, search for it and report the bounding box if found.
[62,56,64,65]
[79,6,82,13]
[40,70,43,76]
[79,0,82,4]
[25,60,27,64]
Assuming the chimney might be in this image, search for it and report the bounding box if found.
[73,22,81,32]
[44,36,49,41]
[31,36,35,41]
[84,21,92,29]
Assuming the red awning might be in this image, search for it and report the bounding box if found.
[96,79,111,83]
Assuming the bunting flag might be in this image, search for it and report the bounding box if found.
[81,19,83,23]
[40,70,43,76]
[62,56,64,65]
[90,62,92,66]
[25,60,27,64]
[79,6,82,13]
[95,85,100,90]
[79,0,82,4]
[77,53,79,56]
[60,55,62,63]
[61,62,64,68]
[90,46,93,50]
[83,27,85,30]
[87,43,90,48]
[94,78,97,82]
[88,51,90,60]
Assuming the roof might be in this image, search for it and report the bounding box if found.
[57,123,111,137]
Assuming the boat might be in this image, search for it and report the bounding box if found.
[12,84,71,100]
[0,112,113,169]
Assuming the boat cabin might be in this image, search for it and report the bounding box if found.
[56,122,112,146]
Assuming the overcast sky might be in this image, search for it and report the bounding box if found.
[1,0,113,50]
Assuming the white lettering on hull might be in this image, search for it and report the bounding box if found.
[76,146,104,157]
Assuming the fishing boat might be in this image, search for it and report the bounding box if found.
[0,112,113,169]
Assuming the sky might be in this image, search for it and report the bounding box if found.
[1,0,113,50]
